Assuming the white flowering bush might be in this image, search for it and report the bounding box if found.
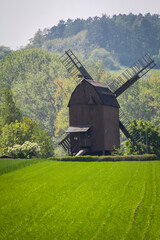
[7,141,41,159]
[7,144,22,158]
[0,117,54,158]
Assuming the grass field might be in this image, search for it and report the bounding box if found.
[0,159,160,240]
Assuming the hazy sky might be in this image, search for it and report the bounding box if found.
[1,0,160,49]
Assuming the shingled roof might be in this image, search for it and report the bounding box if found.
[68,79,120,108]
[85,79,120,108]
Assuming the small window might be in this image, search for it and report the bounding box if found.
[74,137,78,141]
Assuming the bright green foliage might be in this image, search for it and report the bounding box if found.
[54,77,77,136]
[7,141,41,159]
[118,71,160,124]
[0,49,68,136]
[0,88,22,126]
[124,120,160,156]
[0,117,53,158]
[49,154,156,161]
[140,71,160,125]
[0,49,58,88]
[0,160,160,239]
[89,48,120,70]
[31,120,54,158]
[0,48,159,143]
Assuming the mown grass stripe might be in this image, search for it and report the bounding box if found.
[93,162,142,240]
[142,162,157,239]
[0,160,160,240]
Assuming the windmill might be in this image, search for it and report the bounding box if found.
[59,49,156,156]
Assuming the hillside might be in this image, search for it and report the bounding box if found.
[27,13,160,69]
[0,49,159,144]
[0,159,160,239]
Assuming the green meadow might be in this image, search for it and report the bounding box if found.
[0,159,160,240]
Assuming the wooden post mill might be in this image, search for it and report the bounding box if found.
[59,49,156,156]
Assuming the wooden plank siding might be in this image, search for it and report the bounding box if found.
[68,79,120,155]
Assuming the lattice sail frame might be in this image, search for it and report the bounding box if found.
[107,53,156,97]
[60,49,93,83]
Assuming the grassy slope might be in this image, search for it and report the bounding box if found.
[0,160,160,240]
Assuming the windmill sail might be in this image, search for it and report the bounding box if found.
[119,121,142,153]
[119,110,144,153]
[60,49,93,83]
[107,53,156,97]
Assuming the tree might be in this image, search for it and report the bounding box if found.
[0,117,54,158]
[118,71,160,124]
[124,120,160,156]
[26,14,160,68]
[89,48,120,70]
[28,29,45,48]
[0,49,67,137]
[54,78,77,137]
[0,46,12,60]
[0,88,22,127]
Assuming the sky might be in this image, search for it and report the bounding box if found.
[0,0,160,50]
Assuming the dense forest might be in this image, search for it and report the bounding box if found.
[0,49,159,139]
[0,13,160,155]
[26,13,160,69]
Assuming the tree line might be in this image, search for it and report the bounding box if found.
[27,13,160,68]
[0,49,159,156]
[0,88,53,157]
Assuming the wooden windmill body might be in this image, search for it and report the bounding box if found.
[68,79,120,155]
[59,50,156,156]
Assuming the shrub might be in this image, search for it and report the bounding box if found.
[48,154,157,162]
[7,141,41,159]
[124,120,160,156]
[0,117,54,158]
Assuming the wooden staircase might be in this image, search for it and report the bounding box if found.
[59,134,71,155]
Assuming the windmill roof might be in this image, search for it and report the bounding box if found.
[85,79,120,108]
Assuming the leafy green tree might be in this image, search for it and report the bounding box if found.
[28,14,160,68]
[28,29,45,48]
[54,78,76,137]
[63,18,85,38]
[0,88,22,127]
[118,71,160,124]
[89,48,120,70]
[0,46,12,60]
[0,49,67,137]
[0,117,54,157]
[31,119,54,158]
[124,120,160,156]
[0,48,59,88]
